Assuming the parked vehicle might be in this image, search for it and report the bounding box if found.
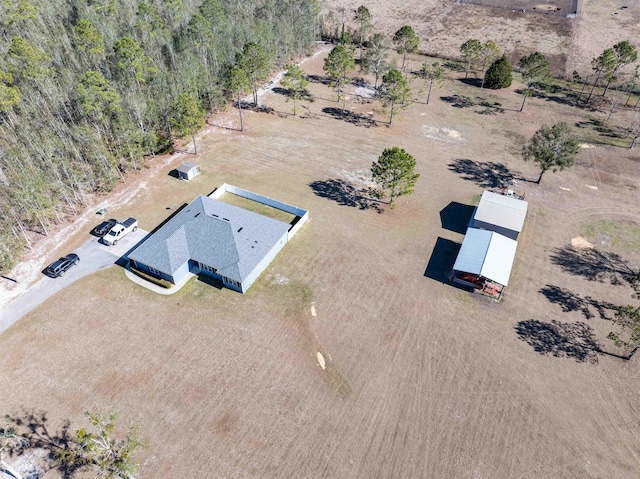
[92,218,118,237]
[44,253,79,278]
[103,217,138,245]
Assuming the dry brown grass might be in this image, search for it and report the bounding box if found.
[322,0,640,77]
[1,48,640,479]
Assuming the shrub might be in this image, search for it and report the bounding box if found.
[484,54,513,89]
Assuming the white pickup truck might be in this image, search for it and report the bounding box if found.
[103,217,138,245]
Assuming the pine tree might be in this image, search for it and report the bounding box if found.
[419,62,445,104]
[324,45,355,109]
[237,42,271,107]
[484,54,512,89]
[169,93,204,154]
[225,65,250,131]
[371,147,420,207]
[460,39,482,79]
[393,26,419,71]
[479,40,499,88]
[379,68,411,124]
[518,52,551,111]
[354,5,372,60]
[363,33,388,88]
[281,64,309,116]
[522,122,580,184]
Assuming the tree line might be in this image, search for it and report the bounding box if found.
[0,0,319,273]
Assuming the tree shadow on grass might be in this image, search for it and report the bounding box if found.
[476,98,505,115]
[443,61,465,73]
[424,237,461,283]
[515,319,601,363]
[322,107,377,128]
[545,94,584,108]
[458,77,483,88]
[515,87,579,108]
[441,94,507,114]
[238,102,276,115]
[271,86,313,102]
[539,284,616,320]
[575,118,624,139]
[440,94,475,108]
[3,409,82,478]
[309,179,382,212]
[549,246,637,284]
[307,74,332,86]
[448,158,517,189]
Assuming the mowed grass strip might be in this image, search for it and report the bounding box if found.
[584,219,640,252]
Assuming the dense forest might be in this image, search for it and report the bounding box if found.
[0,0,319,272]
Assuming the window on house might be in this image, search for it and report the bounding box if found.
[200,263,217,274]
[148,266,161,275]
[224,277,240,288]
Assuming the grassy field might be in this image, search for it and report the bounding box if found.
[322,0,640,76]
[1,46,640,479]
[584,219,640,252]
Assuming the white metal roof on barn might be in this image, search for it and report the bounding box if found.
[472,191,528,234]
[453,228,518,286]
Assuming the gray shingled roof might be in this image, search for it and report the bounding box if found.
[177,162,199,174]
[129,195,291,282]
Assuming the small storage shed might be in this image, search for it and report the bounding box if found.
[470,191,528,240]
[177,162,201,181]
[453,228,518,287]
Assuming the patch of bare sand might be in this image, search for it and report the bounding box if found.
[316,351,326,369]
[571,236,594,250]
[421,124,465,144]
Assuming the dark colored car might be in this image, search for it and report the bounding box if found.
[44,253,79,278]
[92,218,118,237]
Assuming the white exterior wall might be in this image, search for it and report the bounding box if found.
[240,230,289,292]
[170,260,191,284]
[209,183,309,241]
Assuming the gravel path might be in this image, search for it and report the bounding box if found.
[0,229,148,333]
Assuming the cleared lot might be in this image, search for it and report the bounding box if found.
[321,0,640,75]
[1,49,639,479]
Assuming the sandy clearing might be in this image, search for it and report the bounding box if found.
[317,351,326,369]
[571,236,594,249]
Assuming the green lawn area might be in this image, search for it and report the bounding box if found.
[584,219,640,251]
[216,192,297,224]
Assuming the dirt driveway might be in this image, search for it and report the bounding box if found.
[0,229,148,332]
